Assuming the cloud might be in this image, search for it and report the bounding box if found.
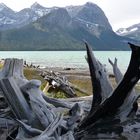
[98,0,140,30]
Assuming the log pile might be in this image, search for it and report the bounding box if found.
[0,42,140,140]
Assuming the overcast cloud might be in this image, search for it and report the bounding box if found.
[0,0,140,31]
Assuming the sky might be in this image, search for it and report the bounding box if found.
[0,0,140,31]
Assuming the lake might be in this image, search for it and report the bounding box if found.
[0,51,131,73]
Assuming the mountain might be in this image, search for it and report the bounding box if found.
[30,2,51,17]
[0,2,131,51]
[0,3,17,29]
[116,23,140,41]
[0,2,52,30]
[66,2,112,30]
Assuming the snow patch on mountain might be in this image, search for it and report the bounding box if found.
[129,27,138,32]
[117,26,139,36]
[0,2,52,30]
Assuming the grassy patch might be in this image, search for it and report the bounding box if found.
[68,76,92,96]
[0,63,4,69]
[23,68,93,97]
[24,68,45,83]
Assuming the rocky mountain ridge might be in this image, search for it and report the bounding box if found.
[0,2,132,50]
[116,23,140,41]
[0,2,52,30]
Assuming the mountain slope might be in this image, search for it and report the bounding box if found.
[116,23,140,41]
[67,2,112,30]
[0,2,52,30]
[0,3,17,29]
[0,2,129,51]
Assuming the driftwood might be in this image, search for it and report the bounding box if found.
[108,58,139,120]
[108,58,123,83]
[75,42,140,139]
[0,59,80,139]
[0,78,33,121]
[85,42,113,112]
[0,43,140,140]
[41,71,76,98]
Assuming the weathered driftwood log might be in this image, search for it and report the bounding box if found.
[0,59,45,130]
[42,94,73,109]
[76,42,140,139]
[0,58,80,139]
[108,58,123,83]
[67,103,84,130]
[41,71,76,97]
[108,58,139,120]
[0,118,17,140]
[21,79,56,129]
[84,42,113,112]
[0,78,33,121]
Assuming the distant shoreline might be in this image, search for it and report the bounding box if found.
[0,51,130,74]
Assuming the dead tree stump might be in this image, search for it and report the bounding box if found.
[75,42,140,140]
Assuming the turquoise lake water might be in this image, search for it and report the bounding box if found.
[0,51,131,73]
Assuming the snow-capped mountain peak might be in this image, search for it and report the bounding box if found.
[31,2,46,10]
[0,3,15,12]
[116,23,140,41]
[0,2,51,30]
[30,2,51,17]
[0,2,112,31]
[0,3,7,11]
[116,23,140,36]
